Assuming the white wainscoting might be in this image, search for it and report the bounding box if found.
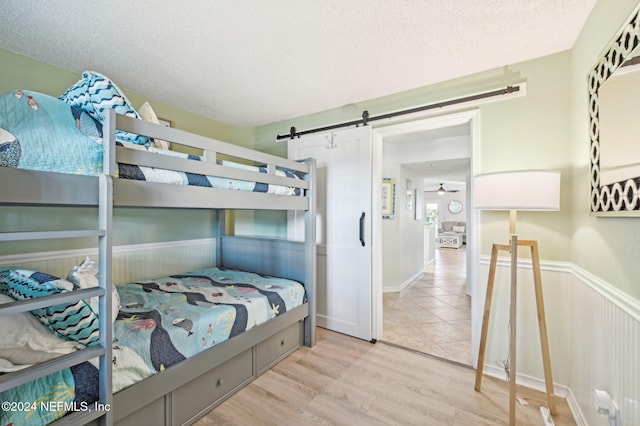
[565,265,639,426]
[0,238,217,284]
[477,256,639,426]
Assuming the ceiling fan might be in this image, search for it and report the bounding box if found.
[425,183,459,195]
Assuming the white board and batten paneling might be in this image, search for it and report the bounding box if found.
[477,257,640,426]
[0,239,217,285]
[288,126,373,341]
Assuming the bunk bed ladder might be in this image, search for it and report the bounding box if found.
[94,110,116,426]
[0,129,115,425]
[0,176,113,425]
[96,173,114,426]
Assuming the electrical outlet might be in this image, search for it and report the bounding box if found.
[595,389,622,426]
[610,404,622,426]
[540,406,555,426]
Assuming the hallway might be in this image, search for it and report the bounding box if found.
[382,246,470,365]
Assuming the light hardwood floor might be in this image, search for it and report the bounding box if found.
[195,327,576,425]
[382,246,471,364]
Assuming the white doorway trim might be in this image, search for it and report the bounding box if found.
[371,109,481,367]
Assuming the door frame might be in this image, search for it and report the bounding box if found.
[371,109,481,366]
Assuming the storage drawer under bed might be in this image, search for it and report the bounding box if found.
[173,348,254,425]
[115,397,165,426]
[256,320,303,374]
[85,320,305,425]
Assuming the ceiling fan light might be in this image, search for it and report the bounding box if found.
[438,184,446,195]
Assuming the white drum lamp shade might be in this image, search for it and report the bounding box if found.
[474,170,561,211]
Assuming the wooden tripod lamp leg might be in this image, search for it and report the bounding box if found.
[474,243,500,391]
[475,238,556,425]
[509,235,518,426]
[529,241,557,415]
[475,239,518,425]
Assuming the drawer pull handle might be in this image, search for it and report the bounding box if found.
[280,340,285,346]
[217,378,224,387]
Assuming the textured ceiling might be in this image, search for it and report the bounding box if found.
[0,1,596,127]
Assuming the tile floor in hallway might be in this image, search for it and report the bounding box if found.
[382,245,471,365]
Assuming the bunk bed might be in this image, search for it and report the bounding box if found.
[0,100,316,426]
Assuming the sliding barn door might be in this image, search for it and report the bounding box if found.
[288,126,373,341]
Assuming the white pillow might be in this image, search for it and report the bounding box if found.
[139,101,171,150]
[452,225,465,233]
[0,294,82,372]
[67,257,121,324]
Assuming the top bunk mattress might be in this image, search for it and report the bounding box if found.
[0,89,303,196]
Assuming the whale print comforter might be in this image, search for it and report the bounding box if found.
[0,266,305,426]
[0,89,302,195]
[111,267,306,393]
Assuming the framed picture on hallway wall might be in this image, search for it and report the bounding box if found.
[382,178,396,219]
[414,189,421,221]
[405,178,413,211]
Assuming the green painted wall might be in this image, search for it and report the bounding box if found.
[0,207,217,256]
[0,48,245,253]
[4,1,640,299]
[254,52,573,260]
[0,49,248,144]
[250,0,639,300]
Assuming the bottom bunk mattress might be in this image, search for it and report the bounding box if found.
[112,266,306,392]
[0,266,306,425]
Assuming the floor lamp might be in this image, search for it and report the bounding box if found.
[473,170,561,426]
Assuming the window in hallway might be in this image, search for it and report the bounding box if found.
[425,202,439,224]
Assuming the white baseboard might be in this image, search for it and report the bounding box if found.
[383,269,425,293]
[483,364,569,398]
[482,364,586,425]
[565,387,588,426]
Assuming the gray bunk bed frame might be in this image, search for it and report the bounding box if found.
[0,110,316,426]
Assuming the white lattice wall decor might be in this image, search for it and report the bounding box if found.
[589,4,640,215]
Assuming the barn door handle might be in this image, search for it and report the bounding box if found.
[359,212,366,247]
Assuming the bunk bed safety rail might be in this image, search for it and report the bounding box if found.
[111,112,310,193]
